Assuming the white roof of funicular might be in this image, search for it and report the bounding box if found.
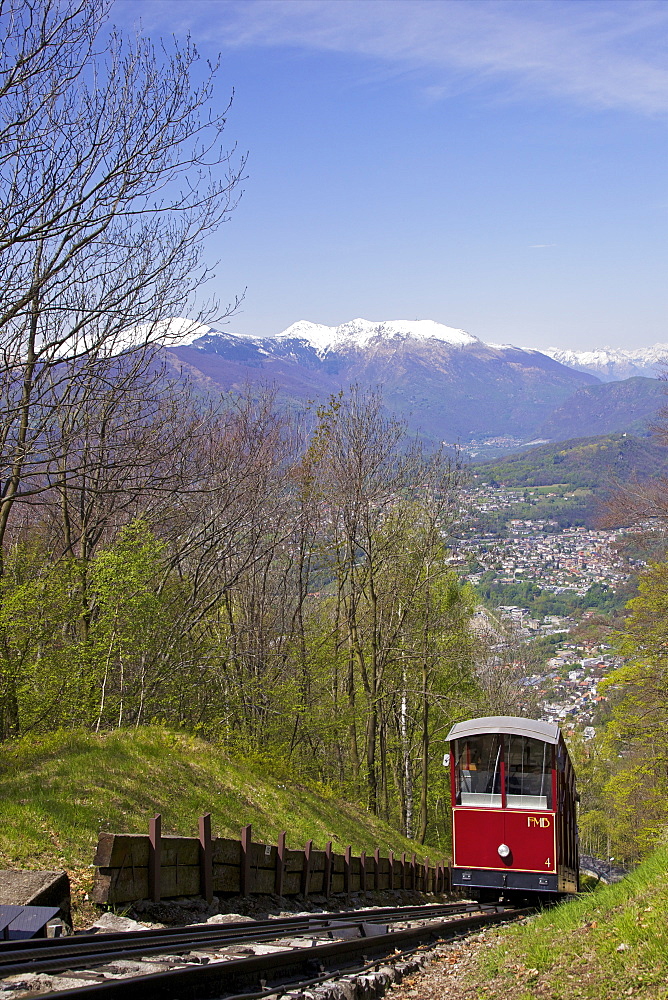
[446,716,561,746]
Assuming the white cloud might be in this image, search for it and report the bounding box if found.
[130,0,668,115]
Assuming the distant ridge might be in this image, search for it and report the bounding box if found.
[544,344,668,382]
[539,377,666,439]
[158,316,665,447]
[165,317,596,444]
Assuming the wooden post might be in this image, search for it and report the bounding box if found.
[424,857,430,893]
[388,850,394,890]
[275,831,286,896]
[443,859,451,892]
[373,848,380,891]
[411,853,417,890]
[360,851,366,893]
[240,824,252,896]
[401,852,407,890]
[148,814,162,903]
[324,841,332,898]
[198,814,213,904]
[344,846,352,894]
[301,839,313,897]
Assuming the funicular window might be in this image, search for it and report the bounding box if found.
[455,734,502,807]
[504,735,552,809]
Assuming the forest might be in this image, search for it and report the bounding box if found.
[0,0,523,849]
[2,0,668,863]
[0,374,514,844]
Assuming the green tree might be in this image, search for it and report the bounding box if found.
[88,521,168,730]
[305,388,464,815]
[0,543,85,734]
[599,561,668,858]
[0,520,190,736]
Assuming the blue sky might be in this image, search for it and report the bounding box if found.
[114,0,667,350]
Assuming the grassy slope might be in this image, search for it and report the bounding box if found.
[464,849,668,1000]
[0,726,437,873]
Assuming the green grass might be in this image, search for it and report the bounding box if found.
[468,849,668,999]
[0,726,437,872]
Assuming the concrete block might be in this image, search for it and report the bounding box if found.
[0,871,70,926]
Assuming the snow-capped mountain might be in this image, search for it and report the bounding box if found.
[544,345,668,382]
[273,318,480,355]
[158,316,667,446]
[170,317,481,355]
[167,317,668,384]
[164,316,606,444]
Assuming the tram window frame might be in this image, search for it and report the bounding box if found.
[504,734,553,810]
[454,734,503,807]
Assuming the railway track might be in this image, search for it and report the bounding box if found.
[0,901,532,999]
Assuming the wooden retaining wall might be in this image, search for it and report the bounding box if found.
[92,815,449,905]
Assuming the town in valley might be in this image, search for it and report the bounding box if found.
[452,477,649,733]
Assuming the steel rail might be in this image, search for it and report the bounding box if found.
[0,917,380,979]
[0,901,484,972]
[217,920,518,1000]
[0,901,472,956]
[25,906,532,1000]
[219,938,440,1000]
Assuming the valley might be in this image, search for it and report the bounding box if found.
[453,441,658,731]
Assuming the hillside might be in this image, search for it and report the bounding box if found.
[476,433,668,491]
[417,848,668,1000]
[0,727,436,921]
[539,377,665,440]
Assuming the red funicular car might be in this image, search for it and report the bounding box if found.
[447,716,578,899]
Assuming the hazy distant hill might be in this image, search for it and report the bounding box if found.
[476,433,668,490]
[539,377,666,440]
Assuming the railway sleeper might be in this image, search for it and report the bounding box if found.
[0,909,528,999]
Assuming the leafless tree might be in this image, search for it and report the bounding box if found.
[0,0,244,735]
[472,608,540,717]
[0,0,244,568]
[308,387,464,814]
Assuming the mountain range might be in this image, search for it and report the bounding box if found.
[543,344,668,381]
[162,318,667,448]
